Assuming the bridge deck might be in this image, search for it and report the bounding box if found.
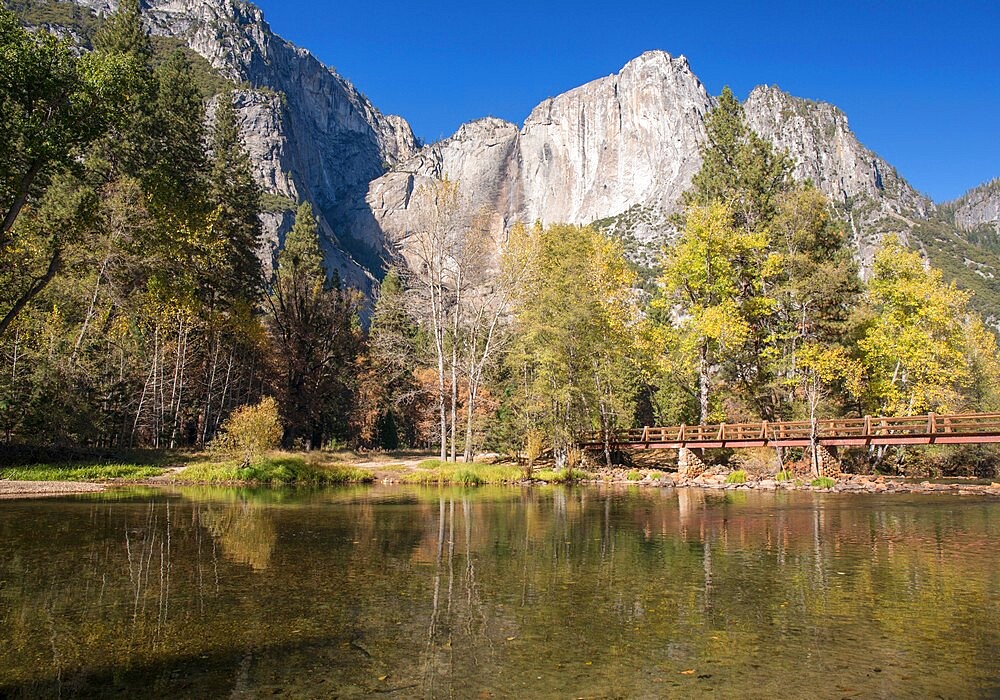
[581,413,1000,450]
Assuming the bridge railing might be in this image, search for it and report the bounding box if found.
[582,412,1000,446]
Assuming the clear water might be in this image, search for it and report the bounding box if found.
[1,485,999,698]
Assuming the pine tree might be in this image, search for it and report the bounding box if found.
[90,0,155,178]
[355,269,421,448]
[208,90,263,307]
[267,203,360,448]
[92,0,152,61]
[146,49,208,221]
[686,86,793,233]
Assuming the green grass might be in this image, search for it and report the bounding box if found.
[626,470,644,481]
[725,470,748,484]
[533,468,590,484]
[403,460,524,485]
[0,462,164,482]
[775,470,794,482]
[175,456,373,486]
[811,476,837,489]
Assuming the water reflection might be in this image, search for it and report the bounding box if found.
[200,501,276,572]
[0,487,998,697]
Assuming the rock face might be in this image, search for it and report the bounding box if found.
[744,85,933,269]
[33,2,998,301]
[949,180,1000,233]
[362,52,939,277]
[361,52,711,261]
[743,86,928,215]
[69,0,418,289]
[513,52,711,226]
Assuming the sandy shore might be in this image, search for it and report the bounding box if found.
[0,480,107,499]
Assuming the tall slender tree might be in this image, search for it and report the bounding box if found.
[208,90,264,307]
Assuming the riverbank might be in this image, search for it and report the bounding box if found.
[603,470,1000,496]
[0,480,107,498]
[4,449,1000,498]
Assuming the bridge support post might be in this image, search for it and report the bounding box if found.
[816,445,841,476]
[678,448,708,478]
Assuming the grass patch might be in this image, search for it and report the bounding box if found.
[626,470,644,481]
[811,476,837,489]
[725,470,748,484]
[0,462,164,482]
[534,468,590,484]
[775,470,794,482]
[175,456,373,486]
[403,461,523,485]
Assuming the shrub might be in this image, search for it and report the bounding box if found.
[212,397,283,465]
[566,446,583,470]
[811,476,836,489]
[725,470,748,484]
[524,429,546,474]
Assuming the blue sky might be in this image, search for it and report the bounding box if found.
[252,0,998,203]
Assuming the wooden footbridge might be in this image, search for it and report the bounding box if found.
[582,413,1000,450]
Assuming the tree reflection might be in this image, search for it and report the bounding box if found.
[199,501,276,572]
[0,488,999,697]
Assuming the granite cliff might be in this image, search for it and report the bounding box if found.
[34,0,418,288]
[18,2,999,312]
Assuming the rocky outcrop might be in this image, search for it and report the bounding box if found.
[743,86,928,214]
[949,179,1000,232]
[513,51,710,226]
[362,51,711,262]
[744,85,932,269]
[68,0,418,290]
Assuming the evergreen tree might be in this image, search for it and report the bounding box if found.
[92,0,152,61]
[146,49,208,221]
[267,203,361,448]
[89,0,155,178]
[208,90,263,307]
[354,269,421,448]
[685,86,793,233]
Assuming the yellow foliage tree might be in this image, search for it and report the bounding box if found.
[857,238,994,415]
[212,396,283,466]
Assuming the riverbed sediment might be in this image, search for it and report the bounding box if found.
[0,480,107,499]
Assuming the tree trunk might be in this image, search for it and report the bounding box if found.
[463,374,476,464]
[437,329,447,462]
[0,159,44,246]
[450,336,458,462]
[698,342,710,425]
[0,248,62,340]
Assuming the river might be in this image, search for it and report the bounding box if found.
[1,485,998,697]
